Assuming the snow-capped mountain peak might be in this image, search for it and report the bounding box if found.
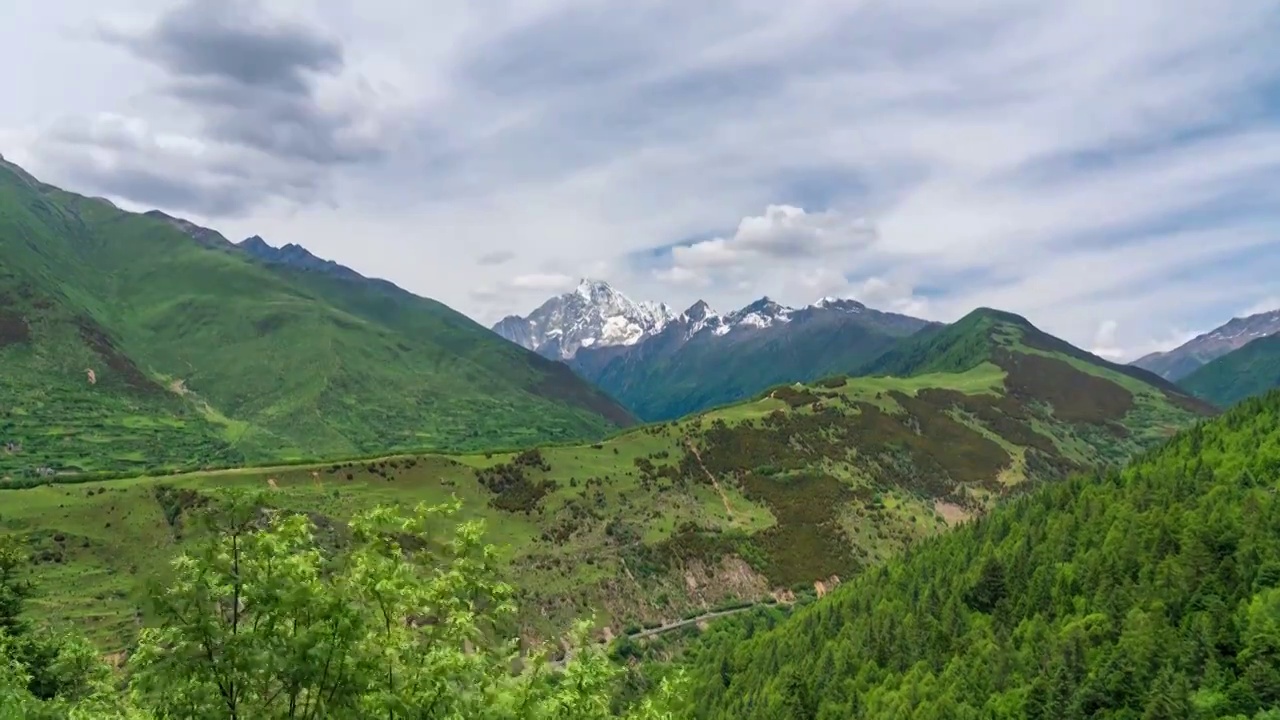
[1203,309,1280,343]
[574,277,617,302]
[494,282,930,358]
[1131,307,1280,380]
[492,278,677,359]
[675,300,730,338]
[811,296,867,313]
[727,296,794,329]
[682,300,716,322]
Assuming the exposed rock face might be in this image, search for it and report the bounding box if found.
[492,278,676,360]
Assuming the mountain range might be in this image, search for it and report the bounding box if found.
[495,279,936,420]
[8,303,1215,649]
[1180,334,1280,408]
[498,278,1280,420]
[1131,308,1280,380]
[0,156,633,479]
[5,151,1271,719]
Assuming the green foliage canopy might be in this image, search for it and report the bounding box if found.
[0,494,685,718]
[674,392,1280,719]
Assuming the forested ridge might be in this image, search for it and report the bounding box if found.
[673,390,1280,719]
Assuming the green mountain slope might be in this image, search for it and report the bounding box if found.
[675,390,1280,719]
[0,158,633,479]
[1181,335,1280,408]
[573,300,933,421]
[859,307,1215,433]
[865,307,1199,392]
[3,313,1211,650]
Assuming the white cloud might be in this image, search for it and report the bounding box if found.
[507,273,576,292]
[669,204,874,268]
[1,0,1278,361]
[469,272,577,308]
[1089,320,1124,360]
[654,205,891,314]
[654,265,711,287]
[1096,323,1208,362]
[851,277,930,318]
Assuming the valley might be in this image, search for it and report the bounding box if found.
[4,155,1267,719]
[3,3,1277,715]
[3,307,1212,655]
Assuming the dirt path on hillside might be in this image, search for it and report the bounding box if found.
[685,439,735,520]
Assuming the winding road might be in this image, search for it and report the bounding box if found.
[625,603,759,640]
[548,603,768,669]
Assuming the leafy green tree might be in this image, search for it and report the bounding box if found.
[963,557,1006,614]
[0,647,134,720]
[0,536,140,719]
[0,637,36,718]
[126,490,685,718]
[0,491,687,718]
[0,535,32,638]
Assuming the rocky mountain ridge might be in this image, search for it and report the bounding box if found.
[493,280,923,362]
[492,279,677,360]
[1132,308,1280,380]
[495,279,935,420]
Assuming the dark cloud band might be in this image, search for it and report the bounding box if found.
[33,0,386,217]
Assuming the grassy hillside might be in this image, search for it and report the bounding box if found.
[671,390,1280,719]
[865,307,1201,393]
[574,304,932,422]
[1181,335,1280,408]
[0,158,633,479]
[860,307,1214,439]
[2,310,1211,652]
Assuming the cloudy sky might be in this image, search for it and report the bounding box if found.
[4,0,1280,360]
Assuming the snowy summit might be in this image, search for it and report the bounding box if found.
[492,279,677,359]
[493,280,890,360]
